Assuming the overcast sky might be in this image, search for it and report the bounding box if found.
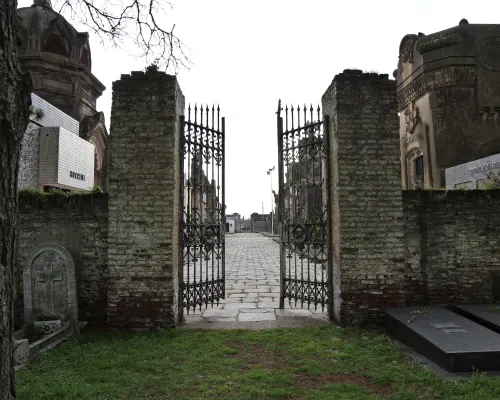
[18,0,500,217]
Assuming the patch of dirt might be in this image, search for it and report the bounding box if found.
[224,340,287,369]
[294,373,393,397]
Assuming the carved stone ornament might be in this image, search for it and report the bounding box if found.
[406,147,424,189]
[398,66,476,110]
[478,36,500,71]
[398,34,418,75]
[430,95,446,129]
[23,243,78,326]
[405,103,422,134]
[400,34,418,64]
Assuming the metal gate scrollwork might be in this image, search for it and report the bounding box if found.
[180,104,225,312]
[277,100,333,317]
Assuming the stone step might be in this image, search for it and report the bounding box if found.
[384,306,500,372]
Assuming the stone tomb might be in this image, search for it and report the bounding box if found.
[384,306,500,372]
[23,243,78,330]
[453,304,500,335]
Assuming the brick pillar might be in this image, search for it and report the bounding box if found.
[322,69,405,325]
[107,71,184,331]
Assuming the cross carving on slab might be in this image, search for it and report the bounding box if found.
[34,258,63,316]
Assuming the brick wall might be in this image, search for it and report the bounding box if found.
[107,71,184,331]
[16,193,108,328]
[403,190,500,305]
[322,69,405,325]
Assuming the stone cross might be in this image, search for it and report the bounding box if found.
[34,258,62,315]
[24,244,78,331]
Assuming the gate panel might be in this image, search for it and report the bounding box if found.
[180,105,225,312]
[277,101,333,316]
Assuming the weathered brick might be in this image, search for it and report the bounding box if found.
[403,189,500,306]
[107,71,184,331]
[323,70,405,326]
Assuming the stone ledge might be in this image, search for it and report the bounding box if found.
[335,69,394,82]
[402,189,500,203]
[18,192,108,212]
[116,71,177,81]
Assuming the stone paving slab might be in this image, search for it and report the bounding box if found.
[238,312,278,322]
[183,233,329,329]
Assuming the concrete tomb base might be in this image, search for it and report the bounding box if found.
[384,306,500,372]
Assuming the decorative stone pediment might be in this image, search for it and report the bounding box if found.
[23,243,78,327]
[399,34,418,67]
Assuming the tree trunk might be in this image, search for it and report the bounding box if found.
[0,0,32,398]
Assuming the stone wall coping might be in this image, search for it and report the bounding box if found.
[117,71,177,81]
[334,69,393,81]
[402,189,500,202]
[18,192,108,212]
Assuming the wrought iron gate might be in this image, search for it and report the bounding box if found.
[276,101,333,317]
[180,105,225,312]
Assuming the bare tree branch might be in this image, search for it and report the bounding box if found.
[54,0,191,72]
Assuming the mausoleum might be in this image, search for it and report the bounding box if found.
[16,0,109,191]
[396,19,500,189]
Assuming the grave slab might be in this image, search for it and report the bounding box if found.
[384,306,500,372]
[453,304,500,334]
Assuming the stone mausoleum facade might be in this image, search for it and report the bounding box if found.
[16,0,109,191]
[396,19,500,189]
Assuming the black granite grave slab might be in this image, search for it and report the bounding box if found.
[384,306,500,372]
[453,304,500,334]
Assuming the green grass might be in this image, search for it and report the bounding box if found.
[16,326,500,399]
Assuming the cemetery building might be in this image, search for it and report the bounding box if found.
[18,94,95,192]
[396,19,500,189]
[16,0,109,191]
[183,167,222,223]
[226,213,242,233]
[241,217,252,232]
[284,158,324,221]
[250,213,271,233]
[225,216,236,233]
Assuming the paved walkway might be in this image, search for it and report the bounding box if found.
[184,233,330,329]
